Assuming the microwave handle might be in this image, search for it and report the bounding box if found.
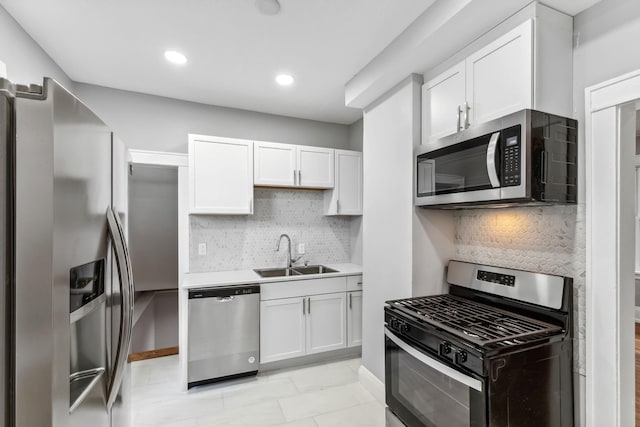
[486,132,500,188]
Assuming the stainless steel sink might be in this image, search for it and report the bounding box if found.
[292,265,338,275]
[254,267,301,278]
[254,265,338,278]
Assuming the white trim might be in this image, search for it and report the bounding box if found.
[585,70,640,427]
[358,365,385,405]
[129,149,188,167]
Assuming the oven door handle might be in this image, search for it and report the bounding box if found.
[486,132,500,188]
[385,328,483,392]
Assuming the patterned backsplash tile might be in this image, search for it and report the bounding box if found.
[453,204,586,375]
[189,188,353,272]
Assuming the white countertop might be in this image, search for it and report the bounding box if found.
[182,263,362,289]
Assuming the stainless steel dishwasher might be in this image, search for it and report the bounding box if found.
[187,284,260,388]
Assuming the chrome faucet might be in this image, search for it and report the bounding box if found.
[276,234,303,268]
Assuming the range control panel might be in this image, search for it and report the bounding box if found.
[477,270,516,287]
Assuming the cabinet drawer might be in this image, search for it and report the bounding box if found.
[346,275,363,292]
[261,277,347,300]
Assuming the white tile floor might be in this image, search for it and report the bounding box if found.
[132,355,387,427]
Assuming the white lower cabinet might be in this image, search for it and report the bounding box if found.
[260,297,306,363]
[347,291,363,348]
[306,293,346,354]
[260,292,346,363]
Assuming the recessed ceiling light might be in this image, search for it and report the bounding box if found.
[276,74,294,86]
[164,50,187,65]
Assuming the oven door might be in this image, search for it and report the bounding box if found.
[385,328,486,427]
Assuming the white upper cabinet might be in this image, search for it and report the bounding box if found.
[422,14,572,144]
[297,146,334,188]
[254,142,334,189]
[466,20,533,126]
[422,62,466,141]
[188,134,253,214]
[254,141,296,187]
[325,150,362,216]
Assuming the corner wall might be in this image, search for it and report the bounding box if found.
[361,76,418,381]
[0,5,73,88]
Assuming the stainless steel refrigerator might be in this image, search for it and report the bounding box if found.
[0,77,134,426]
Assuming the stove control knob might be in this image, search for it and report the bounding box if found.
[455,350,468,364]
[390,319,399,330]
[439,342,452,356]
[400,323,410,333]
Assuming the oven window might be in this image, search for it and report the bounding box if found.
[417,133,500,197]
[386,336,484,427]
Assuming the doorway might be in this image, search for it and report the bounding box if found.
[585,70,640,427]
[126,150,189,361]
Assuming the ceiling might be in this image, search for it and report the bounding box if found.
[1,0,601,125]
[0,0,434,124]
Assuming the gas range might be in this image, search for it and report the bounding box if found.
[384,260,574,427]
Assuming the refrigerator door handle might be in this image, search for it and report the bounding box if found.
[106,207,134,409]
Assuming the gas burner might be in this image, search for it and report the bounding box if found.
[388,294,562,347]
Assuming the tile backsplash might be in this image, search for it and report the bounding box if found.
[453,204,586,375]
[189,188,353,272]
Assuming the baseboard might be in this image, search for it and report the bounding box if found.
[129,346,179,362]
[358,365,385,405]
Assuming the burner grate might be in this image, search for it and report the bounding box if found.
[390,295,562,347]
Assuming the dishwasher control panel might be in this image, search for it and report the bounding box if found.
[188,284,260,299]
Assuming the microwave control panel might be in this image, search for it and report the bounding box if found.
[502,127,521,187]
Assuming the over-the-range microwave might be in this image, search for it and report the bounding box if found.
[415,109,577,208]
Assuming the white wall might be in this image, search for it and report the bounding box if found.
[74,83,352,154]
[0,5,72,89]
[361,76,420,381]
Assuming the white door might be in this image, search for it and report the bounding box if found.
[422,61,466,142]
[188,135,253,214]
[347,291,363,348]
[466,19,533,126]
[297,146,334,188]
[336,150,362,215]
[254,141,296,187]
[306,293,346,354]
[260,297,306,363]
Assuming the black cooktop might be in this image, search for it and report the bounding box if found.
[386,294,562,347]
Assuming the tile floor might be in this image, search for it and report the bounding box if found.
[132,355,387,427]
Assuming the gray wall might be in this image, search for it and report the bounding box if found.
[74,83,352,154]
[0,5,72,89]
[348,119,364,151]
[129,165,179,291]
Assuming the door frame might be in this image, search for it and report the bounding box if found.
[584,69,639,427]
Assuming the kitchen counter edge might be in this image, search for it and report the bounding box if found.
[181,263,362,289]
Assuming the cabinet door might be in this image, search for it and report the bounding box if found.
[306,293,346,354]
[336,150,362,215]
[254,141,296,187]
[466,19,533,127]
[347,291,363,348]
[297,146,334,188]
[188,135,253,214]
[422,61,466,143]
[260,297,306,363]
